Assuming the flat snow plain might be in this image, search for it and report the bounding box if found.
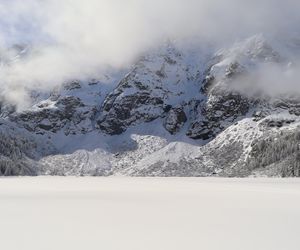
[0,178,300,250]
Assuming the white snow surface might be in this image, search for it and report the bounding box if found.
[0,177,300,250]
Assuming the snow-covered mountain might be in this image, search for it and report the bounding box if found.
[1,34,300,177]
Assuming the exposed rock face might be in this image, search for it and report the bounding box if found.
[187,35,281,140]
[7,78,113,135]
[187,93,250,140]
[10,95,92,135]
[96,44,202,135]
[272,97,300,116]
[187,120,217,140]
[259,117,296,129]
[164,107,187,134]
[97,87,165,135]
[64,81,82,91]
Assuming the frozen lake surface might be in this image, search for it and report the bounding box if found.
[0,177,300,250]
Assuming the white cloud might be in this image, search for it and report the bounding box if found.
[0,0,300,109]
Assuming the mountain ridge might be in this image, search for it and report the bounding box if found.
[1,34,300,177]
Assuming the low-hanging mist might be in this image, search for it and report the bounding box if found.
[1,0,300,109]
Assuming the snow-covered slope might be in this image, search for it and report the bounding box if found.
[1,35,300,177]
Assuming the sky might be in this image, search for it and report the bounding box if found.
[0,0,300,109]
